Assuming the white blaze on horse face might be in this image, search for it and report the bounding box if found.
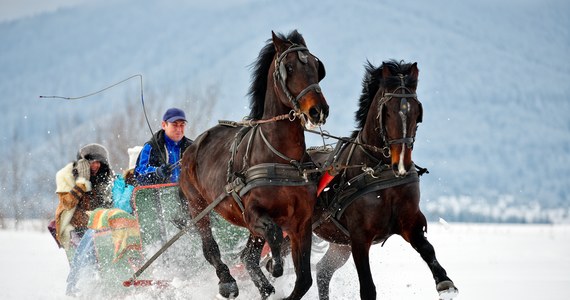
[397,144,407,176]
[396,100,409,176]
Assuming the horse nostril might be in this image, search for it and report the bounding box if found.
[309,107,319,119]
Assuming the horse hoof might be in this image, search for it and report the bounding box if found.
[265,259,284,277]
[215,293,237,300]
[437,280,458,300]
[218,281,239,299]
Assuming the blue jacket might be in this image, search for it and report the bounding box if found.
[135,129,193,185]
[111,175,134,213]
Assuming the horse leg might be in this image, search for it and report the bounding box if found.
[196,215,239,298]
[254,215,283,277]
[264,234,291,275]
[283,221,313,300]
[350,239,376,300]
[405,214,458,299]
[316,242,351,300]
[240,233,275,299]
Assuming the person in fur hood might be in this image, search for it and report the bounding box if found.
[54,143,114,249]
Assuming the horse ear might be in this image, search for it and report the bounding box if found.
[381,63,391,79]
[272,31,287,54]
[291,29,306,46]
[410,62,419,80]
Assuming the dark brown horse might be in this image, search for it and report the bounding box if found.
[179,30,328,299]
[310,60,458,299]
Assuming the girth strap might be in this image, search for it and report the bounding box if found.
[313,168,419,236]
[333,169,419,220]
[218,162,317,222]
[239,163,316,197]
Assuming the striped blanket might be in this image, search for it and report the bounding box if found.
[88,208,142,262]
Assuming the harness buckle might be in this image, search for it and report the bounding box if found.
[382,146,391,158]
[362,166,379,179]
[225,177,245,194]
[288,110,298,121]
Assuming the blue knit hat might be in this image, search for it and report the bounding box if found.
[163,107,187,122]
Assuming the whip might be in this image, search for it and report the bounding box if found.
[39,74,156,139]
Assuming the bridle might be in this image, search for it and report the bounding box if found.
[273,43,323,120]
[376,74,423,157]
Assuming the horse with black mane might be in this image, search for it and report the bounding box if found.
[309,60,458,299]
[179,30,328,299]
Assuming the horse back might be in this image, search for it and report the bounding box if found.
[181,125,242,203]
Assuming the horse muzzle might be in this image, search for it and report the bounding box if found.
[300,95,329,129]
[390,144,413,177]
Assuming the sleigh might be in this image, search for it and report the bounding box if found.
[57,183,249,296]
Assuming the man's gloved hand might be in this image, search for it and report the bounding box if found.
[75,158,91,180]
[156,164,173,179]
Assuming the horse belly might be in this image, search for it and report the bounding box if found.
[246,186,316,229]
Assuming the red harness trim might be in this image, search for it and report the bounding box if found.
[317,172,335,196]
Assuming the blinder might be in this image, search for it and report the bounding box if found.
[279,61,288,82]
[317,57,326,82]
[277,47,325,83]
[298,51,308,63]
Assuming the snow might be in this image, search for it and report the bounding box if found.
[1,0,569,296]
[2,222,570,299]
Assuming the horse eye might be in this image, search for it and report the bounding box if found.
[287,64,294,73]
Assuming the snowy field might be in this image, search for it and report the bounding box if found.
[2,222,569,300]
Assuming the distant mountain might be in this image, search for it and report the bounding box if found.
[1,0,568,222]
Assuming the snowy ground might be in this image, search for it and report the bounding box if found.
[2,222,569,300]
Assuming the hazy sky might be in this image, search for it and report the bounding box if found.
[0,0,87,22]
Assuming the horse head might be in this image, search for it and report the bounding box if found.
[271,31,329,129]
[363,61,423,176]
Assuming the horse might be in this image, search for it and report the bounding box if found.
[308,60,458,299]
[179,30,329,300]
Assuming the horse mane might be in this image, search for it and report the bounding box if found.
[351,59,418,138]
[247,30,307,119]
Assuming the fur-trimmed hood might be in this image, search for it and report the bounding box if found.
[55,162,92,193]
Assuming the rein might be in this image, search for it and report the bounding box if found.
[305,128,386,155]
[219,110,301,128]
[305,73,422,160]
